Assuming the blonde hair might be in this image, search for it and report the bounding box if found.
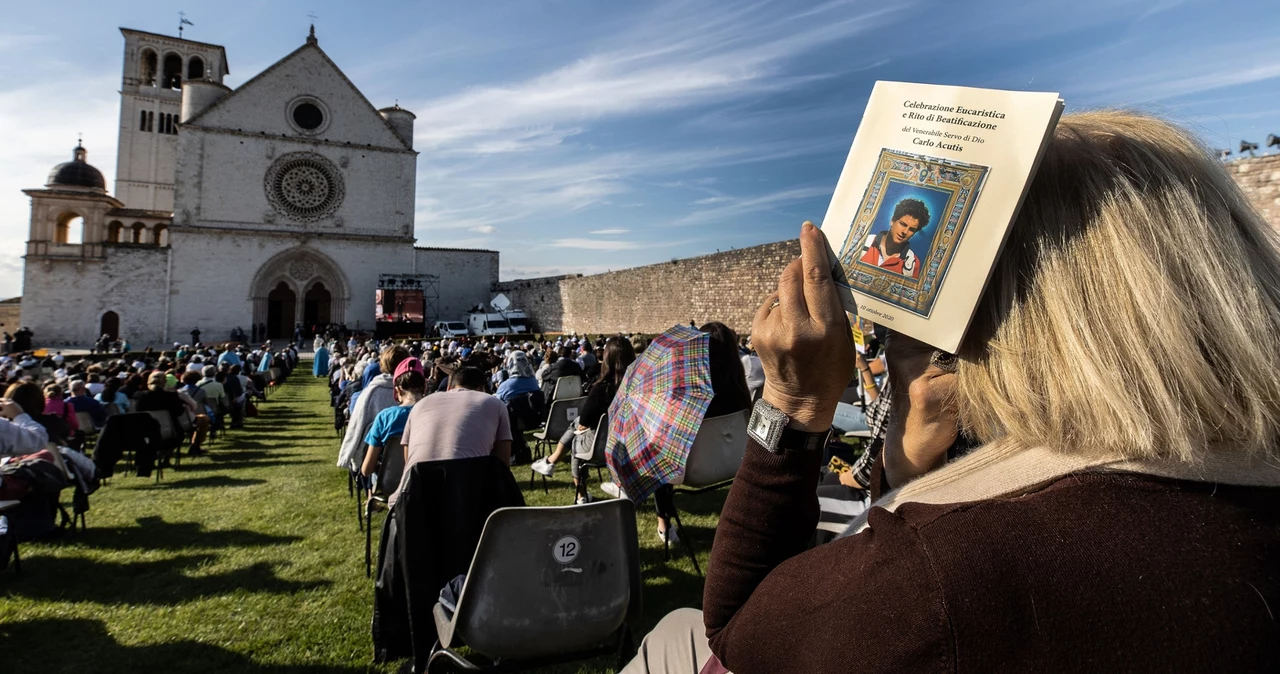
[379,345,410,378]
[958,111,1280,462]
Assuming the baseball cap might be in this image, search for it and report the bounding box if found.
[394,357,424,380]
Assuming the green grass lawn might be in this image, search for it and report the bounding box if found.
[0,362,725,673]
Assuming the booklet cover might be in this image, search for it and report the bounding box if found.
[820,81,1063,353]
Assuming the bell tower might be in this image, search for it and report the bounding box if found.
[114,28,228,214]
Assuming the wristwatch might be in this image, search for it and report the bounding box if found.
[747,397,832,455]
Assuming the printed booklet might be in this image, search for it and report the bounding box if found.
[820,81,1064,353]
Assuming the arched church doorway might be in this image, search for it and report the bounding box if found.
[100,311,119,340]
[304,282,332,330]
[267,282,296,339]
[250,248,351,335]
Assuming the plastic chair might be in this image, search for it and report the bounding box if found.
[74,411,96,433]
[667,411,749,573]
[365,434,405,578]
[571,414,611,503]
[551,375,583,401]
[143,410,180,473]
[428,499,641,673]
[530,396,587,492]
[75,411,99,451]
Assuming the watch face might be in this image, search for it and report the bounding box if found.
[751,413,773,438]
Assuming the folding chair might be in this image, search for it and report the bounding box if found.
[530,396,587,492]
[551,375,583,401]
[428,499,642,673]
[365,434,405,578]
[667,411,749,574]
[143,410,179,476]
[75,411,99,451]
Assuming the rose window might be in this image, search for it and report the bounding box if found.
[264,153,345,223]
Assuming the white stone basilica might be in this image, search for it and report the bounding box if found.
[20,27,498,346]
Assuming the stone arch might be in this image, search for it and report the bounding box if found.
[140,48,157,86]
[162,52,183,89]
[100,311,119,340]
[55,211,85,244]
[187,55,204,80]
[153,223,168,246]
[249,247,350,330]
[130,222,146,243]
[107,220,123,243]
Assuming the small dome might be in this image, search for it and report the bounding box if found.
[46,143,106,191]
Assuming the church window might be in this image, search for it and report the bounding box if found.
[292,103,324,130]
[55,214,84,245]
[148,110,154,132]
[286,96,330,135]
[162,53,183,90]
[107,221,123,243]
[162,113,170,134]
[187,56,204,80]
[264,152,345,223]
[140,110,148,131]
[141,49,157,87]
[131,222,145,243]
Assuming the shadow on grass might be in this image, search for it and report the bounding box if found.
[4,554,328,606]
[175,459,315,473]
[0,618,366,674]
[140,476,268,490]
[66,516,302,551]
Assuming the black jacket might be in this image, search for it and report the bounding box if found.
[372,455,524,667]
[93,413,163,478]
[540,358,584,402]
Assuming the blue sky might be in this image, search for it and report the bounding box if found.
[2,0,1279,298]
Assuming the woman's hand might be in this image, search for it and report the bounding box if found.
[752,222,855,432]
[882,333,959,487]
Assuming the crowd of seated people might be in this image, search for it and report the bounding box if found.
[0,338,302,571]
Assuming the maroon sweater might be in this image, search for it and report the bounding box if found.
[704,439,1280,673]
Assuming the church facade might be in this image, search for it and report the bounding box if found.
[20,27,498,347]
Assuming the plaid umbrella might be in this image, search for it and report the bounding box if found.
[606,324,714,502]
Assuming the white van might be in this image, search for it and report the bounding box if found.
[434,320,469,338]
[466,312,511,336]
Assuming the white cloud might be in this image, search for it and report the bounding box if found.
[470,224,496,234]
[550,238,645,251]
[588,228,629,235]
[409,1,895,153]
[669,185,833,227]
[548,237,693,252]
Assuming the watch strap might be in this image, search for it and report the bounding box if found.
[779,425,832,453]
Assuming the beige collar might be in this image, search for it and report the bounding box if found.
[840,442,1280,538]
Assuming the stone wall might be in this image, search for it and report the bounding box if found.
[502,240,800,335]
[492,275,577,333]
[20,245,170,347]
[1229,154,1280,227]
[415,247,501,321]
[0,298,20,334]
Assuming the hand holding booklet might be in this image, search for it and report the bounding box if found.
[820,82,1064,353]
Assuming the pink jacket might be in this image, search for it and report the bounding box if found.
[43,397,80,432]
